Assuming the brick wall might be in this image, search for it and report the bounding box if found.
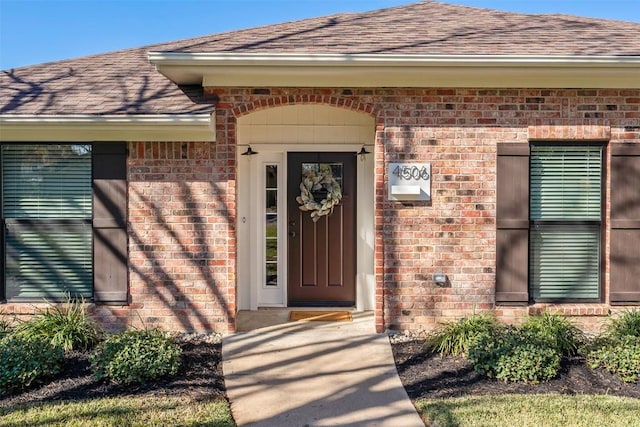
[2,88,638,334]
[94,141,237,333]
[208,87,639,333]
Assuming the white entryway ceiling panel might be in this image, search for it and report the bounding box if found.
[238,105,374,145]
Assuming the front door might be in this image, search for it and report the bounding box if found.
[287,152,356,306]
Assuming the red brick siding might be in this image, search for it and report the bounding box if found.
[99,141,236,332]
[2,88,638,334]
[209,88,639,333]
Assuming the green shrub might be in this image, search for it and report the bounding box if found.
[494,341,560,383]
[588,336,640,383]
[425,313,503,357]
[91,329,182,385]
[468,327,561,383]
[0,334,64,396]
[15,296,100,352]
[604,310,640,339]
[519,312,584,357]
[466,328,512,379]
[0,314,14,339]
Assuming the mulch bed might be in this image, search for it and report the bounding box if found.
[2,338,638,409]
[392,339,640,400]
[0,340,226,408]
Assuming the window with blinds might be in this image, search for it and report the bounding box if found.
[529,145,602,301]
[2,144,93,300]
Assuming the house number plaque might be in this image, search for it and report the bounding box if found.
[388,162,431,201]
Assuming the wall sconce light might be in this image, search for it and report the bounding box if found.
[356,144,372,161]
[433,272,447,286]
[241,145,258,156]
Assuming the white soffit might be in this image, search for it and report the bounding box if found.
[0,114,216,142]
[148,53,640,89]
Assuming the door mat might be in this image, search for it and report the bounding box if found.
[288,311,353,322]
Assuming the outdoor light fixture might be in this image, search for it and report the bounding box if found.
[356,144,372,160]
[433,272,447,286]
[241,145,258,156]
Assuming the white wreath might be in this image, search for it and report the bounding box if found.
[296,169,342,222]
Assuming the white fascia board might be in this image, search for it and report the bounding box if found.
[0,114,216,142]
[148,52,640,88]
[148,52,640,66]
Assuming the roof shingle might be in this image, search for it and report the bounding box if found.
[159,2,640,56]
[2,1,639,116]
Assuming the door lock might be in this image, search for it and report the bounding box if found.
[288,231,296,238]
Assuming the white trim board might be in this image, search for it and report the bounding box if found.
[0,114,216,142]
[149,52,640,88]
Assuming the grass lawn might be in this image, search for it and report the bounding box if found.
[415,394,640,427]
[6,394,638,427]
[0,396,235,427]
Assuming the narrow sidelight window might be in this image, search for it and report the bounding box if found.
[529,145,602,301]
[265,164,278,287]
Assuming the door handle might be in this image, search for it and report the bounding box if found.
[288,231,296,238]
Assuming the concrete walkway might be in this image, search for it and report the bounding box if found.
[222,310,424,426]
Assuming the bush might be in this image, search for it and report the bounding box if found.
[0,314,14,340]
[588,335,640,383]
[604,310,640,339]
[0,334,64,396]
[425,313,503,357]
[91,329,182,385]
[519,312,584,357]
[494,341,560,383]
[15,296,100,352]
[468,327,561,384]
[584,311,640,383]
[466,328,512,379]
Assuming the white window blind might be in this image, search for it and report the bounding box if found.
[529,145,602,301]
[2,144,92,299]
[2,145,92,219]
[530,146,601,220]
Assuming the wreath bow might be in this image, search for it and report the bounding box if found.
[296,170,342,222]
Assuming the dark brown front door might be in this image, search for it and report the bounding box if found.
[287,152,356,306]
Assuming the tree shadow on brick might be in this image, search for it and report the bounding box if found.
[113,141,233,332]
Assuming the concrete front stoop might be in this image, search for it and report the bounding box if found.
[222,310,424,426]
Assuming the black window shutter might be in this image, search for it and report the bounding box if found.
[610,143,640,304]
[496,143,530,305]
[93,142,128,303]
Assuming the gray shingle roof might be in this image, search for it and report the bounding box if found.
[159,2,640,56]
[2,1,639,116]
